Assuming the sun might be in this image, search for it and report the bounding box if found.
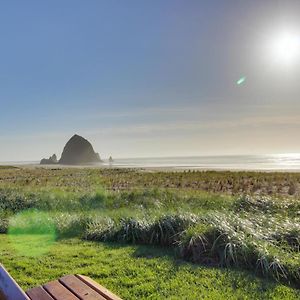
[270,31,300,65]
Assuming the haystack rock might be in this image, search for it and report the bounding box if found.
[59,134,101,165]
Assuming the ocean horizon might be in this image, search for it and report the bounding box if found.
[2,153,300,171]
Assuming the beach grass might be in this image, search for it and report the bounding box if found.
[1,167,300,297]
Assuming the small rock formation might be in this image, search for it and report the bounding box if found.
[40,154,58,165]
[59,134,101,165]
[109,156,114,164]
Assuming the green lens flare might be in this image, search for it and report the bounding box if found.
[8,210,56,257]
[237,76,246,85]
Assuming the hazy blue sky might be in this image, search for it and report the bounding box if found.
[0,0,300,160]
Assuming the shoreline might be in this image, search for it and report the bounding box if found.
[3,163,300,173]
[2,153,300,172]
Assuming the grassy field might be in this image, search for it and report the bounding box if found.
[1,166,300,298]
[1,235,300,299]
[0,166,299,195]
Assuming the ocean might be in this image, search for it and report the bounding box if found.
[2,154,300,171]
[107,154,300,171]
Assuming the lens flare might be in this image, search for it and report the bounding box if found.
[237,76,246,85]
[8,210,56,257]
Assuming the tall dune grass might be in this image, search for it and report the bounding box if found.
[1,173,300,287]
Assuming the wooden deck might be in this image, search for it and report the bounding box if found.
[1,265,121,300]
[26,275,122,300]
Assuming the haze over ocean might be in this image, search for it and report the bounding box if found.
[2,154,300,171]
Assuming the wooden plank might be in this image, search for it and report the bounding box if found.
[0,264,30,300]
[43,280,80,300]
[59,275,106,300]
[76,275,122,300]
[26,286,54,300]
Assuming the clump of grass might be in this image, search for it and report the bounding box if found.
[115,217,152,243]
[84,216,116,241]
[0,188,37,212]
[271,220,300,251]
[233,194,300,216]
[0,217,9,233]
[54,213,91,238]
[177,223,215,264]
[84,213,199,246]
[177,212,300,285]
[148,213,199,246]
[178,213,252,267]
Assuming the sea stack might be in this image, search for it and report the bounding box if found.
[59,134,101,165]
[40,134,101,165]
[40,154,58,165]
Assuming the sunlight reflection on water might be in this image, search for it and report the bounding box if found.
[2,154,300,171]
[105,154,300,171]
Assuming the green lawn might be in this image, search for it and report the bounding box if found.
[0,235,299,299]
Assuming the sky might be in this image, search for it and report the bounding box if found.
[0,0,300,161]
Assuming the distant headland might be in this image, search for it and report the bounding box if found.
[40,134,102,165]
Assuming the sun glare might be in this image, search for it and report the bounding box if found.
[270,31,300,65]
